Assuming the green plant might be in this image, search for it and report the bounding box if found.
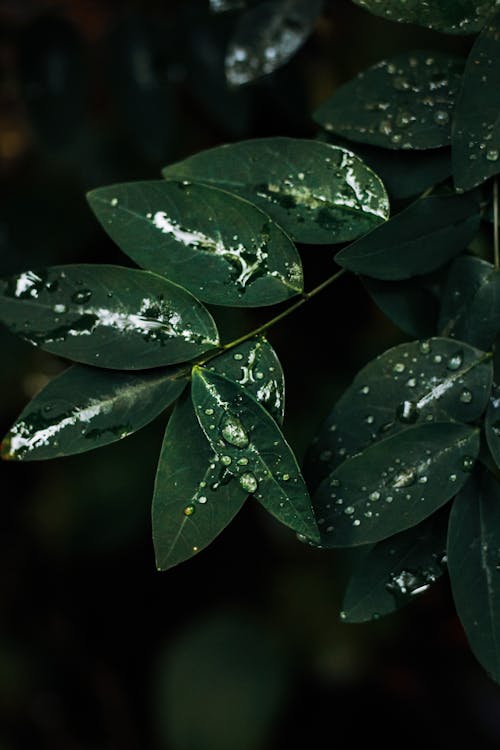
[3,0,500,686]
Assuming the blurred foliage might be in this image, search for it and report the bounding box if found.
[1,1,500,748]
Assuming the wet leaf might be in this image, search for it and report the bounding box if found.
[336,193,481,280]
[362,276,438,338]
[313,422,479,547]
[448,470,500,683]
[352,0,499,35]
[153,337,285,570]
[485,385,500,470]
[162,138,389,244]
[306,337,491,488]
[452,11,500,191]
[342,514,448,623]
[320,133,452,200]
[0,265,219,369]
[314,52,464,150]
[88,181,302,307]
[211,0,247,11]
[191,366,319,541]
[225,0,322,86]
[1,365,187,461]
[439,256,500,351]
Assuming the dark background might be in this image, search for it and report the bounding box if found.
[1,1,499,747]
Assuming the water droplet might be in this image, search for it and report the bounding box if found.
[198,496,208,504]
[449,473,457,482]
[344,505,355,515]
[360,386,370,395]
[111,198,118,206]
[419,341,431,354]
[220,455,232,466]
[339,610,347,621]
[459,388,473,404]
[71,289,92,304]
[282,473,290,481]
[365,415,375,425]
[393,469,416,489]
[237,457,249,466]
[205,408,214,416]
[447,351,463,371]
[487,148,499,162]
[434,110,449,125]
[393,362,406,374]
[462,455,475,472]
[396,400,419,424]
[234,353,244,361]
[239,472,258,493]
[53,303,67,314]
[221,413,249,447]
[369,491,380,502]
[183,505,195,516]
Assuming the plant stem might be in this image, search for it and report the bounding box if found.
[194,267,347,369]
[494,176,500,269]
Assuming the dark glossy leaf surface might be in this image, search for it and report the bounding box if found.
[314,52,463,150]
[439,256,500,351]
[448,471,500,683]
[336,193,480,280]
[1,365,187,461]
[452,11,500,191]
[352,0,499,34]
[162,138,389,244]
[307,338,491,488]
[486,385,500,470]
[0,265,219,369]
[153,337,285,570]
[363,277,438,338]
[314,422,479,547]
[225,0,322,86]
[88,181,302,307]
[320,134,452,200]
[342,514,448,623]
[191,367,319,541]
[211,0,247,11]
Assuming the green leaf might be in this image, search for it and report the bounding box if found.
[439,256,500,351]
[352,0,499,34]
[87,181,302,308]
[225,0,322,86]
[0,265,219,369]
[307,337,491,489]
[342,514,448,623]
[448,470,500,683]
[191,366,319,541]
[153,337,285,570]
[485,385,500,470]
[336,193,481,280]
[162,138,390,244]
[313,422,479,547]
[1,365,188,461]
[452,11,500,191]
[362,276,438,338]
[314,52,463,150]
[320,134,452,200]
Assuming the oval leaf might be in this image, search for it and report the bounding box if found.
[336,193,481,280]
[448,470,500,683]
[452,11,500,191]
[439,256,500,351]
[362,276,439,338]
[314,52,464,150]
[1,365,187,461]
[0,265,219,369]
[162,138,389,244]
[307,337,491,488]
[352,0,499,35]
[225,0,322,86]
[153,337,285,570]
[191,366,319,541]
[342,514,448,623]
[313,422,479,547]
[87,182,303,307]
[486,385,500,470]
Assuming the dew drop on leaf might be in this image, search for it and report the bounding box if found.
[221,413,249,447]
